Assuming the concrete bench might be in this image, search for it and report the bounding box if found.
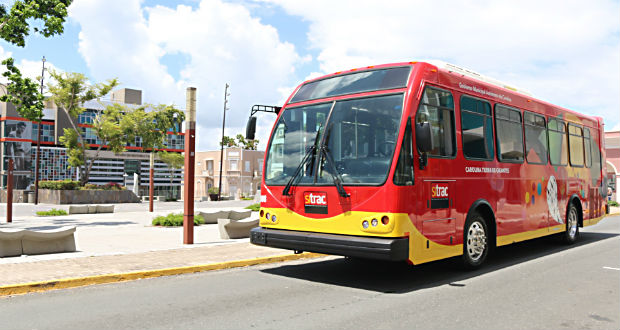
[218,218,259,239]
[197,210,231,224]
[68,204,114,214]
[141,196,167,202]
[0,226,76,257]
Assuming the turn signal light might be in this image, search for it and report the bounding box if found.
[259,210,264,217]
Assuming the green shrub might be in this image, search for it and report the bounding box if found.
[39,180,79,190]
[208,186,219,195]
[152,213,205,226]
[609,200,619,207]
[36,208,68,216]
[245,203,260,211]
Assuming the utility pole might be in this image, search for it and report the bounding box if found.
[217,83,229,201]
[183,87,197,244]
[34,56,45,205]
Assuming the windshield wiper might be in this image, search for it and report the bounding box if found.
[319,145,350,197]
[282,125,322,196]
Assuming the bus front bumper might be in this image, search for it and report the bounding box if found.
[250,227,409,261]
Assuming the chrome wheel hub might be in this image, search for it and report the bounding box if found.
[467,222,487,262]
[568,209,578,238]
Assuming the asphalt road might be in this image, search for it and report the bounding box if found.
[1,216,618,330]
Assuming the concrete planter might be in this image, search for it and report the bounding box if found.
[35,189,141,204]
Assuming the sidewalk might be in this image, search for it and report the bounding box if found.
[0,201,322,293]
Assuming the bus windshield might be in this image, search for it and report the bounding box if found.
[265,93,404,186]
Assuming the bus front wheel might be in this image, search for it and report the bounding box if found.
[462,212,489,269]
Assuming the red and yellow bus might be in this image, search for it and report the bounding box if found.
[249,61,609,268]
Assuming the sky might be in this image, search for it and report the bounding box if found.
[1,0,619,152]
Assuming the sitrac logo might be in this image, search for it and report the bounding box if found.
[304,192,327,206]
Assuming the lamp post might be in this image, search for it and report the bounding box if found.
[34,56,45,205]
[218,83,229,201]
[183,87,196,244]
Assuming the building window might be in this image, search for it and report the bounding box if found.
[245,160,250,172]
[461,95,493,160]
[230,159,238,171]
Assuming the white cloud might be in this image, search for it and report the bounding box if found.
[0,45,61,95]
[268,0,620,130]
[69,0,303,151]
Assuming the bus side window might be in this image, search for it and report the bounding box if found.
[584,128,592,168]
[548,118,568,166]
[415,87,456,157]
[568,123,585,167]
[524,112,548,164]
[461,95,494,160]
[495,104,524,162]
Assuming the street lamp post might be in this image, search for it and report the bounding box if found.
[34,56,45,205]
[218,83,229,201]
[183,87,196,244]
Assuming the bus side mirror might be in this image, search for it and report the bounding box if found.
[415,121,432,170]
[246,116,257,140]
[415,121,433,153]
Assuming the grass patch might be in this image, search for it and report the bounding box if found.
[152,213,205,226]
[36,208,68,216]
[245,203,260,212]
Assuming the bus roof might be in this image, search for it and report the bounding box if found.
[293,61,602,128]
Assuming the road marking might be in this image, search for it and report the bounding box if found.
[603,267,620,271]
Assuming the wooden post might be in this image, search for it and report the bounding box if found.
[6,159,13,223]
[149,152,154,212]
[183,87,196,244]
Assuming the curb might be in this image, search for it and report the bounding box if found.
[0,252,324,297]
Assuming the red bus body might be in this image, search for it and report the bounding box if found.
[250,61,609,266]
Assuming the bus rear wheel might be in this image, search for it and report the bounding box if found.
[562,203,580,244]
[462,212,489,269]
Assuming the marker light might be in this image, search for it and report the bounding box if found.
[362,220,369,229]
[371,219,378,227]
[271,215,277,222]
[381,216,390,225]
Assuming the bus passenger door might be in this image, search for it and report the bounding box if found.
[421,180,456,246]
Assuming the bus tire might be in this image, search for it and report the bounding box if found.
[562,203,580,244]
[462,211,489,269]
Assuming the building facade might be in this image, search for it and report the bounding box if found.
[605,130,619,202]
[0,87,185,198]
[193,147,264,200]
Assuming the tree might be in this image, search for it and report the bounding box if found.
[235,133,259,150]
[0,0,72,48]
[158,151,184,198]
[120,103,185,152]
[219,135,237,148]
[47,70,118,185]
[0,57,43,121]
[219,134,259,150]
